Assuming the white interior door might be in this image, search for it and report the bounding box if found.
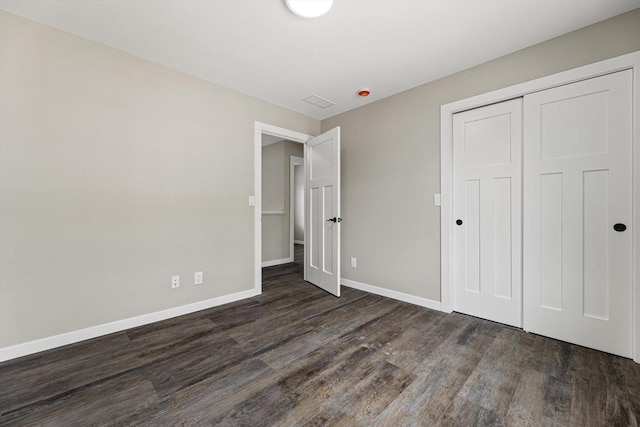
[453,99,523,327]
[305,127,340,296]
[523,70,633,357]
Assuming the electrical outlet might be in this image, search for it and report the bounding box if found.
[434,193,441,206]
[171,275,180,289]
[350,257,357,268]
[195,271,203,285]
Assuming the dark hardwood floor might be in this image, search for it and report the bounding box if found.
[1,244,639,426]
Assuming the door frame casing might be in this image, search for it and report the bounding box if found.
[440,50,640,363]
[254,122,312,294]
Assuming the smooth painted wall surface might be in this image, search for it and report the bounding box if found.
[262,142,285,214]
[322,8,640,302]
[283,141,304,249]
[261,140,303,262]
[0,11,319,348]
[262,141,285,262]
[293,164,304,242]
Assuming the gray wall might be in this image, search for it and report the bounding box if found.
[283,141,304,251]
[0,11,320,348]
[322,8,640,302]
[261,140,303,262]
[293,164,304,243]
[261,141,286,262]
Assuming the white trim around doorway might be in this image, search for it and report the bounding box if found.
[440,51,640,363]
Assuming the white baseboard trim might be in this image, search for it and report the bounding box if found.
[0,288,259,363]
[262,257,293,267]
[293,240,305,245]
[341,278,442,312]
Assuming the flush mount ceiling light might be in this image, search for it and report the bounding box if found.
[286,0,334,18]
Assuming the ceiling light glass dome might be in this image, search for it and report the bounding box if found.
[286,0,334,18]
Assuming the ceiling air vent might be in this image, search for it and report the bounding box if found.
[302,94,335,109]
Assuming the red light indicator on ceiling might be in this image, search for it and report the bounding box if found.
[358,89,371,97]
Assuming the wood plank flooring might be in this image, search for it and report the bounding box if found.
[1,245,639,426]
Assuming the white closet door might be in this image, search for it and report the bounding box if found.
[523,70,633,357]
[453,99,523,327]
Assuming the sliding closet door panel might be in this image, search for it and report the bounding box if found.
[523,70,632,358]
[453,98,522,327]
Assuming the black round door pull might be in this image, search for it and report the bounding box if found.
[614,223,627,232]
[456,219,463,226]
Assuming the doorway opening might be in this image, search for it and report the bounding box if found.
[261,136,304,265]
[261,136,305,287]
[254,123,312,294]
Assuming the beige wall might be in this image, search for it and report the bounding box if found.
[322,8,640,302]
[0,11,320,348]
[261,140,303,263]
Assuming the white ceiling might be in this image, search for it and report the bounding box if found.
[1,0,638,120]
